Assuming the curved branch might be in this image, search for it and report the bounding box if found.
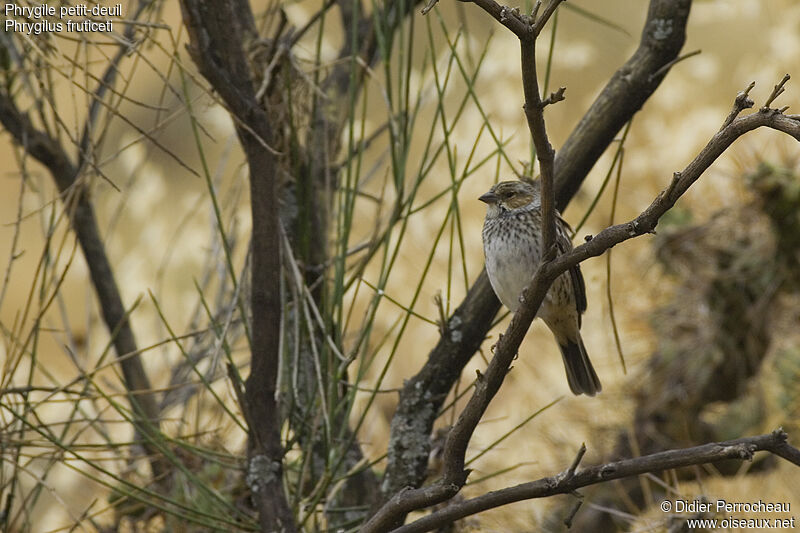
[395,429,800,533]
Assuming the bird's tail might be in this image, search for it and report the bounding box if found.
[559,336,602,396]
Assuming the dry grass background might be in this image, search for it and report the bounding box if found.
[0,0,799,530]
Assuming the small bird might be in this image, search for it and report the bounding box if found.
[479,179,601,396]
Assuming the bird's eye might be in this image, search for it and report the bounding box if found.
[501,191,513,199]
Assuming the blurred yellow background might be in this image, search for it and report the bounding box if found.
[1,0,798,530]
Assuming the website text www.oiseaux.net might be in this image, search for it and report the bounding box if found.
[661,499,795,530]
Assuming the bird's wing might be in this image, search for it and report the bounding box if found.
[555,213,587,319]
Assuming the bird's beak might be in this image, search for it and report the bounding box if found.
[478,191,498,204]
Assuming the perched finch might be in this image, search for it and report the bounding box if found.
[480,179,601,396]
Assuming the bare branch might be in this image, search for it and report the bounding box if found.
[530,0,541,21]
[77,0,150,173]
[179,1,295,531]
[533,0,565,35]
[532,90,800,308]
[394,430,800,533]
[421,0,439,15]
[763,73,791,109]
[720,81,755,130]
[773,439,800,465]
[540,86,566,108]
[518,20,557,257]
[647,48,701,83]
[563,491,584,529]
[462,0,531,38]
[566,443,587,478]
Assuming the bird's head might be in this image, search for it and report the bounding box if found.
[478,180,539,217]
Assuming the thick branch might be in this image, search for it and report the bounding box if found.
[395,430,800,533]
[555,0,692,209]
[179,1,294,531]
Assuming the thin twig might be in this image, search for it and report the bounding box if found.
[720,81,755,130]
[78,0,150,172]
[421,0,439,15]
[762,73,791,109]
[566,443,587,478]
[563,491,584,528]
[533,0,565,35]
[540,86,566,108]
[647,49,701,83]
